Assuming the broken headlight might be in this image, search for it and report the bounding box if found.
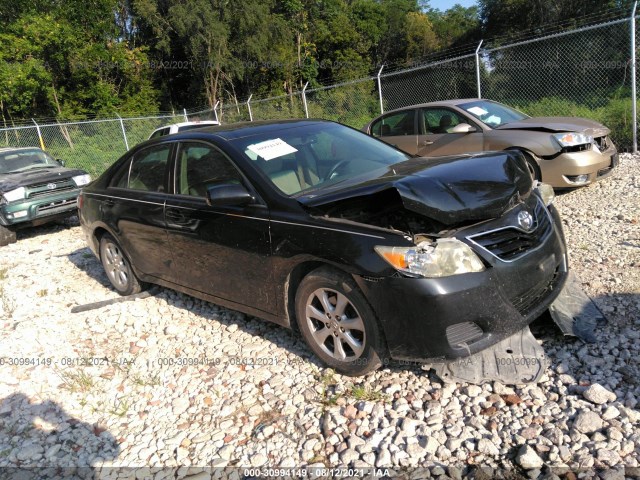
[553,132,592,148]
[535,181,555,206]
[375,238,485,278]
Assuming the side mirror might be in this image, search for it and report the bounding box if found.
[450,123,476,134]
[206,183,254,207]
[56,158,65,167]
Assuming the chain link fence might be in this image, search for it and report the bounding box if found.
[380,54,478,111]
[1,11,639,177]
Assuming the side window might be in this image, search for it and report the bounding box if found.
[111,144,171,191]
[422,108,466,134]
[177,142,243,197]
[150,128,167,139]
[371,110,416,137]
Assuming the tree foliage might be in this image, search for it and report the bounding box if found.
[0,0,628,122]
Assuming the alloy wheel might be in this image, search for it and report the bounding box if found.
[304,288,366,361]
[102,241,129,290]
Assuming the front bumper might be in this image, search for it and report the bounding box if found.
[540,145,618,188]
[0,190,80,227]
[356,199,568,363]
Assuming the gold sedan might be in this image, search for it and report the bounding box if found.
[363,99,618,188]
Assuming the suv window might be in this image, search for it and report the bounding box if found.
[371,110,416,137]
[150,127,169,139]
[422,108,466,134]
[112,144,171,191]
[177,142,243,196]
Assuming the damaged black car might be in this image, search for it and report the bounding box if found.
[79,119,570,377]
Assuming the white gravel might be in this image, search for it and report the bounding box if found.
[0,154,639,478]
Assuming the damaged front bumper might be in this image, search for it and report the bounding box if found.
[427,272,606,385]
[355,200,569,367]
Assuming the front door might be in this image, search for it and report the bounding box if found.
[163,141,276,313]
[371,109,419,154]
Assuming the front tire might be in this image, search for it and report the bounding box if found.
[0,224,17,247]
[99,234,145,296]
[295,267,386,376]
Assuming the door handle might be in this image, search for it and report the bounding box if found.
[165,208,186,221]
[421,140,434,146]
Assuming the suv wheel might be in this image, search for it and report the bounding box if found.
[0,225,17,247]
[295,267,386,376]
[99,234,145,296]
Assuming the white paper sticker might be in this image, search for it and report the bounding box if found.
[247,138,298,161]
[467,106,488,116]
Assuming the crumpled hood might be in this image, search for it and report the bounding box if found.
[0,166,86,192]
[298,151,533,226]
[496,116,610,137]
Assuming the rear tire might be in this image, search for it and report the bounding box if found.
[0,224,17,247]
[295,267,386,376]
[99,234,145,296]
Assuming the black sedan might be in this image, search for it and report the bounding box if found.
[78,119,568,376]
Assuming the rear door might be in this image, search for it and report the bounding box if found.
[163,140,276,313]
[417,107,484,156]
[369,109,419,154]
[103,143,175,279]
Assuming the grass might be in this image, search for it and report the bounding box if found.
[349,384,386,402]
[59,370,95,392]
[130,373,161,387]
[109,397,132,417]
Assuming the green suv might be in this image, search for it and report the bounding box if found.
[0,147,91,246]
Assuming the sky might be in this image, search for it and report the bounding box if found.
[429,0,478,11]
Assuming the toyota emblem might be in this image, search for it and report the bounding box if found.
[517,210,534,231]
[46,183,57,190]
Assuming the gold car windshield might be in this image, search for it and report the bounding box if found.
[459,100,529,128]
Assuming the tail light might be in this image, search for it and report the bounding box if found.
[77,192,84,210]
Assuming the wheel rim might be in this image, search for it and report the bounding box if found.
[305,288,366,361]
[102,241,129,290]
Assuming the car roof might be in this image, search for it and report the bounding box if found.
[173,119,331,141]
[0,147,42,154]
[381,98,490,114]
[169,120,219,128]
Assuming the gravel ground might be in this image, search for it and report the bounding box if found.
[0,154,639,479]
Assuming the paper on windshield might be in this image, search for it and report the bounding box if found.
[467,106,488,116]
[247,138,298,161]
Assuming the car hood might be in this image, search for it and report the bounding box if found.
[297,151,532,226]
[0,166,87,192]
[495,116,610,136]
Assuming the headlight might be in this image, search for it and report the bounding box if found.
[375,238,485,278]
[72,174,92,187]
[2,187,26,203]
[535,181,555,206]
[553,132,592,147]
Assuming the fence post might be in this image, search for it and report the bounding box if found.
[183,108,188,122]
[302,82,310,118]
[632,2,638,153]
[377,65,385,114]
[247,94,253,122]
[213,101,220,123]
[116,114,130,151]
[32,119,45,150]
[475,40,484,99]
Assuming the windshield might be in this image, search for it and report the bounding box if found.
[231,122,410,196]
[459,100,529,128]
[0,149,59,174]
